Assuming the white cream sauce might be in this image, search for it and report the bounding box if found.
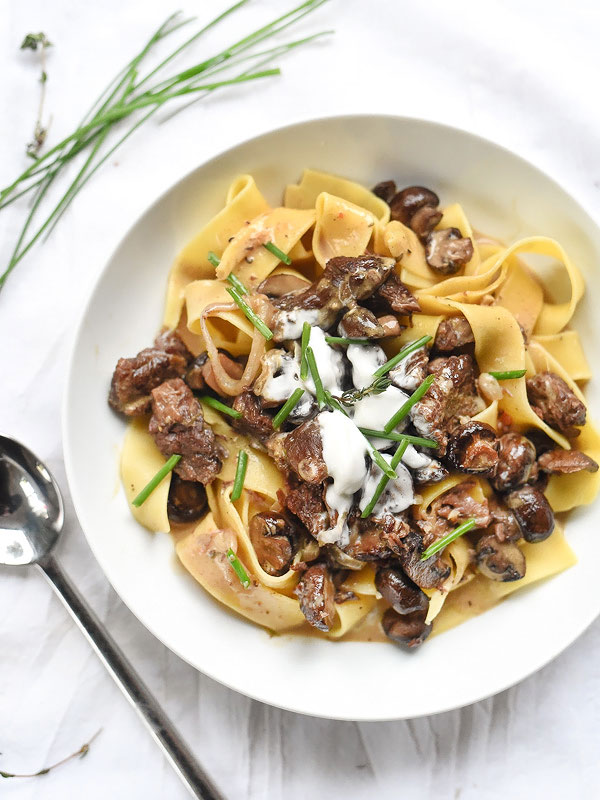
[389,346,427,392]
[358,453,414,517]
[352,385,409,449]
[275,308,323,340]
[401,444,432,469]
[259,350,301,403]
[302,326,345,396]
[345,343,386,389]
[317,409,369,545]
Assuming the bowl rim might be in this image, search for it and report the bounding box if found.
[62,112,600,720]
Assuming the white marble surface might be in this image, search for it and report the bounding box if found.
[2,0,600,797]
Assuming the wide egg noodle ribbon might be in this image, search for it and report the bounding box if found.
[326,594,377,639]
[527,342,600,511]
[312,192,377,270]
[531,331,592,381]
[425,537,474,624]
[438,202,481,273]
[121,418,172,533]
[163,175,270,329]
[185,279,254,356]
[493,258,544,337]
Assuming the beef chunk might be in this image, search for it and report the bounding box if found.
[149,378,224,484]
[410,354,484,452]
[249,512,296,576]
[339,306,386,338]
[490,433,537,491]
[375,567,429,615]
[486,497,521,543]
[294,563,336,631]
[232,392,274,443]
[285,481,330,539]
[538,448,599,474]
[526,372,586,437]
[382,607,432,648]
[433,316,474,352]
[344,512,410,562]
[411,459,449,485]
[267,419,327,484]
[185,353,208,391]
[394,527,451,589]
[109,331,192,416]
[389,347,429,392]
[374,272,420,315]
[425,228,474,274]
[167,474,207,524]
[416,479,491,547]
[445,421,499,474]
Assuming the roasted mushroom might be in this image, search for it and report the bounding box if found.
[294,563,336,631]
[490,433,537,491]
[526,372,587,437]
[375,567,429,615]
[409,204,443,239]
[505,485,555,543]
[425,228,474,274]
[389,185,440,227]
[249,512,296,576]
[475,534,526,582]
[538,448,599,474]
[434,316,474,352]
[167,474,207,523]
[445,421,499,474]
[381,607,431,648]
[372,179,396,204]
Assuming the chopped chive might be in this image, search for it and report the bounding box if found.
[199,395,242,419]
[273,388,305,429]
[358,428,438,449]
[226,548,251,589]
[227,273,248,296]
[421,518,477,561]
[324,336,370,346]
[231,450,248,502]
[226,286,273,340]
[132,454,181,507]
[207,250,220,268]
[383,374,435,434]
[324,390,348,416]
[361,440,409,518]
[306,346,326,408]
[300,321,311,380]
[263,241,292,265]
[373,335,432,378]
[488,369,527,380]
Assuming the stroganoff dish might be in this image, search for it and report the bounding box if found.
[109,170,600,648]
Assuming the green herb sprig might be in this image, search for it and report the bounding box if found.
[226,548,251,588]
[373,335,432,379]
[199,395,242,418]
[231,449,248,501]
[383,374,435,434]
[263,241,292,264]
[358,428,438,449]
[226,285,273,339]
[336,375,391,406]
[300,320,311,380]
[361,440,409,519]
[420,518,477,560]
[132,454,181,507]
[488,369,527,380]
[273,387,305,428]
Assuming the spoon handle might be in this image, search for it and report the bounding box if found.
[37,554,224,800]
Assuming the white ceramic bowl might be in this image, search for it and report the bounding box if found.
[63,115,600,720]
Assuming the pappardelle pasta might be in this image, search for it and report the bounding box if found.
[109,169,600,648]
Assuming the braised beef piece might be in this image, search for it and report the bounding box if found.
[433,317,474,352]
[525,428,556,456]
[109,331,192,416]
[232,392,274,443]
[411,459,449,485]
[425,228,474,274]
[505,485,554,543]
[149,378,224,484]
[344,512,410,562]
[285,480,330,539]
[294,563,336,631]
[334,589,357,604]
[339,306,386,338]
[374,272,421,316]
[486,497,521,543]
[267,419,327,484]
[375,567,429,615]
[445,421,499,474]
[167,474,207,523]
[249,512,296,576]
[271,255,395,339]
[394,527,451,589]
[538,448,599,474]
[372,180,397,204]
[389,347,429,393]
[526,372,586,437]
[389,185,440,227]
[185,353,208,391]
[475,534,526,582]
[416,480,491,547]
[489,433,537,491]
[411,354,484,453]
[382,607,432,648]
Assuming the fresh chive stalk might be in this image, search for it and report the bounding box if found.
[272,387,305,428]
[226,286,273,339]
[373,335,432,378]
[324,336,370,346]
[207,250,220,268]
[383,374,435,434]
[199,395,242,419]
[231,449,248,501]
[300,321,311,380]
[227,272,249,295]
[132,454,181,507]
[226,548,251,588]
[488,369,527,380]
[420,518,477,561]
[358,428,438,449]
[263,241,292,264]
[305,346,326,408]
[361,440,409,518]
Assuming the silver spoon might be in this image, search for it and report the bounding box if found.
[0,434,223,799]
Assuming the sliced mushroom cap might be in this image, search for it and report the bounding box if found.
[475,533,526,582]
[167,474,208,523]
[425,228,474,274]
[372,180,397,204]
[294,563,336,631]
[410,205,443,239]
[249,512,296,576]
[445,421,499,474]
[377,314,403,337]
[538,448,599,474]
[375,567,429,615]
[381,607,432,648]
[325,544,365,571]
[389,186,440,226]
[505,485,555,543]
[490,433,537,491]
[257,273,311,297]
